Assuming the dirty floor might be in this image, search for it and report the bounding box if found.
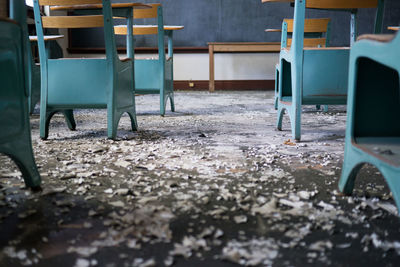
[0,91,399,267]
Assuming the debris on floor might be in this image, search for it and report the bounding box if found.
[0,91,399,266]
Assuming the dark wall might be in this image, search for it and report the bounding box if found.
[70,0,400,49]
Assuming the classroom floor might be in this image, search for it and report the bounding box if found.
[0,91,399,267]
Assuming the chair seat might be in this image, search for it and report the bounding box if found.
[133,55,171,61]
[283,47,350,52]
[133,25,184,30]
[114,24,184,35]
[354,137,400,167]
[357,34,396,43]
[120,57,132,62]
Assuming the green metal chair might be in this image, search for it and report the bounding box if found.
[267,18,332,110]
[9,0,64,113]
[339,32,400,214]
[28,35,64,113]
[33,0,138,140]
[0,17,41,188]
[272,0,384,141]
[115,3,183,116]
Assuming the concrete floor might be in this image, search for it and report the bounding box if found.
[0,91,399,267]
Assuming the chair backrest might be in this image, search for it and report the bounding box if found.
[133,3,165,59]
[132,3,162,35]
[134,3,160,19]
[33,0,118,62]
[282,18,330,48]
[0,18,27,137]
[37,0,105,28]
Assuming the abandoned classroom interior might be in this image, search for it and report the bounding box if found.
[1,0,400,266]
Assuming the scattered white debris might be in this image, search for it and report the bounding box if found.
[233,215,248,224]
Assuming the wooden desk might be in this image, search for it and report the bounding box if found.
[49,2,151,19]
[388,26,399,31]
[50,3,151,11]
[208,42,281,92]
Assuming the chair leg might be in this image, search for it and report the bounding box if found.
[62,110,76,130]
[6,138,41,188]
[107,108,119,140]
[339,148,363,195]
[40,109,56,140]
[127,108,138,132]
[316,105,329,112]
[40,109,73,140]
[276,105,285,131]
[381,168,400,215]
[160,90,166,116]
[291,104,302,141]
[274,68,279,110]
[29,96,36,114]
[169,94,175,112]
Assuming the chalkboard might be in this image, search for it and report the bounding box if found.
[69,0,400,50]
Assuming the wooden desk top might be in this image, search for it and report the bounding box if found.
[262,0,292,2]
[207,42,281,53]
[262,0,379,9]
[114,25,184,35]
[50,3,151,11]
[29,35,64,42]
[388,26,399,31]
[357,34,395,43]
[208,42,280,45]
[265,29,282,32]
[131,25,184,31]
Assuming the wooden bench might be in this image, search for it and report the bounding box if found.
[208,42,281,92]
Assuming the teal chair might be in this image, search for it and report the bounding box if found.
[272,0,384,141]
[339,32,400,214]
[28,35,64,113]
[9,0,64,113]
[0,17,41,188]
[267,18,331,110]
[33,0,138,140]
[115,3,183,116]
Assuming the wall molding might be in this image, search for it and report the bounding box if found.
[174,80,274,91]
[68,47,209,54]
[67,46,281,54]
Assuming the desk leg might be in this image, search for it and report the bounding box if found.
[209,45,215,92]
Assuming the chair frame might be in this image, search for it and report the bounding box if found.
[33,0,138,140]
[273,18,332,110]
[10,1,64,114]
[129,3,176,116]
[339,33,400,214]
[0,15,41,188]
[274,0,385,141]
